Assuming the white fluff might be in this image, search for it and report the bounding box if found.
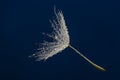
[29,9,69,61]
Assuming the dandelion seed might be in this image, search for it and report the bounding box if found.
[29,7,106,71]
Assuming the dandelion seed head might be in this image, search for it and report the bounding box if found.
[29,7,106,72]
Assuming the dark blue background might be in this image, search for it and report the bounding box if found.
[1,0,120,80]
